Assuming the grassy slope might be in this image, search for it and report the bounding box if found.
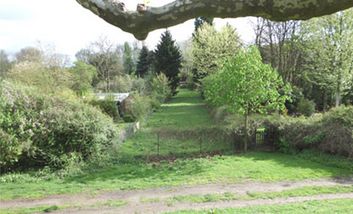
[0,89,352,200]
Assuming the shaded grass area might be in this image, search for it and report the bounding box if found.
[159,185,353,204]
[0,89,352,201]
[167,199,353,214]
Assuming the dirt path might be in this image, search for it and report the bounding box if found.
[60,193,353,214]
[1,178,352,213]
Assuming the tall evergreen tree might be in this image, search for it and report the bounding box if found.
[154,30,182,94]
[123,42,135,74]
[136,46,150,78]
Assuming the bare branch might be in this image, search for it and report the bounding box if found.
[76,0,353,40]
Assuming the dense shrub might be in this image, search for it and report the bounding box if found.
[261,106,353,157]
[7,62,73,93]
[320,106,353,157]
[285,86,304,115]
[90,97,121,122]
[0,81,119,172]
[121,94,152,122]
[149,73,172,103]
[297,98,316,117]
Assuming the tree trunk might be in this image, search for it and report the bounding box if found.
[244,112,249,153]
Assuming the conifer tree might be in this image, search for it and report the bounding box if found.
[136,46,150,78]
[154,30,182,94]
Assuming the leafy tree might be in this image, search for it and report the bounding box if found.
[70,61,97,96]
[7,62,73,94]
[192,24,241,84]
[123,42,135,74]
[203,47,290,152]
[253,19,302,84]
[15,47,43,63]
[178,39,194,88]
[136,46,151,78]
[300,9,353,109]
[76,38,124,92]
[0,50,11,77]
[154,30,182,94]
[75,48,92,64]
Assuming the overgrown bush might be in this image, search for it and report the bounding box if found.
[297,98,316,117]
[261,106,353,157]
[90,96,121,122]
[121,94,152,122]
[7,62,73,93]
[0,81,119,172]
[320,106,353,157]
[285,86,304,115]
[149,73,171,103]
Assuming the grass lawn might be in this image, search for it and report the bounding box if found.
[0,199,127,214]
[168,199,353,214]
[1,151,352,200]
[159,185,353,204]
[0,89,352,201]
[119,89,229,160]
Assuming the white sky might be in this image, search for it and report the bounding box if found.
[0,0,256,60]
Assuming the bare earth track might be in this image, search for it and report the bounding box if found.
[1,178,353,213]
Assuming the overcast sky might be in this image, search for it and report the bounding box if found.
[0,0,256,60]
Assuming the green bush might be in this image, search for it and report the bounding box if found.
[7,62,73,94]
[149,73,172,103]
[90,97,121,122]
[285,86,304,115]
[262,106,353,157]
[0,81,119,172]
[320,106,353,157]
[121,94,152,122]
[297,98,316,117]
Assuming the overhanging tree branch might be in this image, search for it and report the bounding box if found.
[76,0,353,40]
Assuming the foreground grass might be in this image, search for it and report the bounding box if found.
[1,152,352,200]
[162,185,353,204]
[168,199,353,214]
[0,89,352,200]
[0,199,127,214]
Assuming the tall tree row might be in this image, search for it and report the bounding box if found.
[253,9,353,111]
